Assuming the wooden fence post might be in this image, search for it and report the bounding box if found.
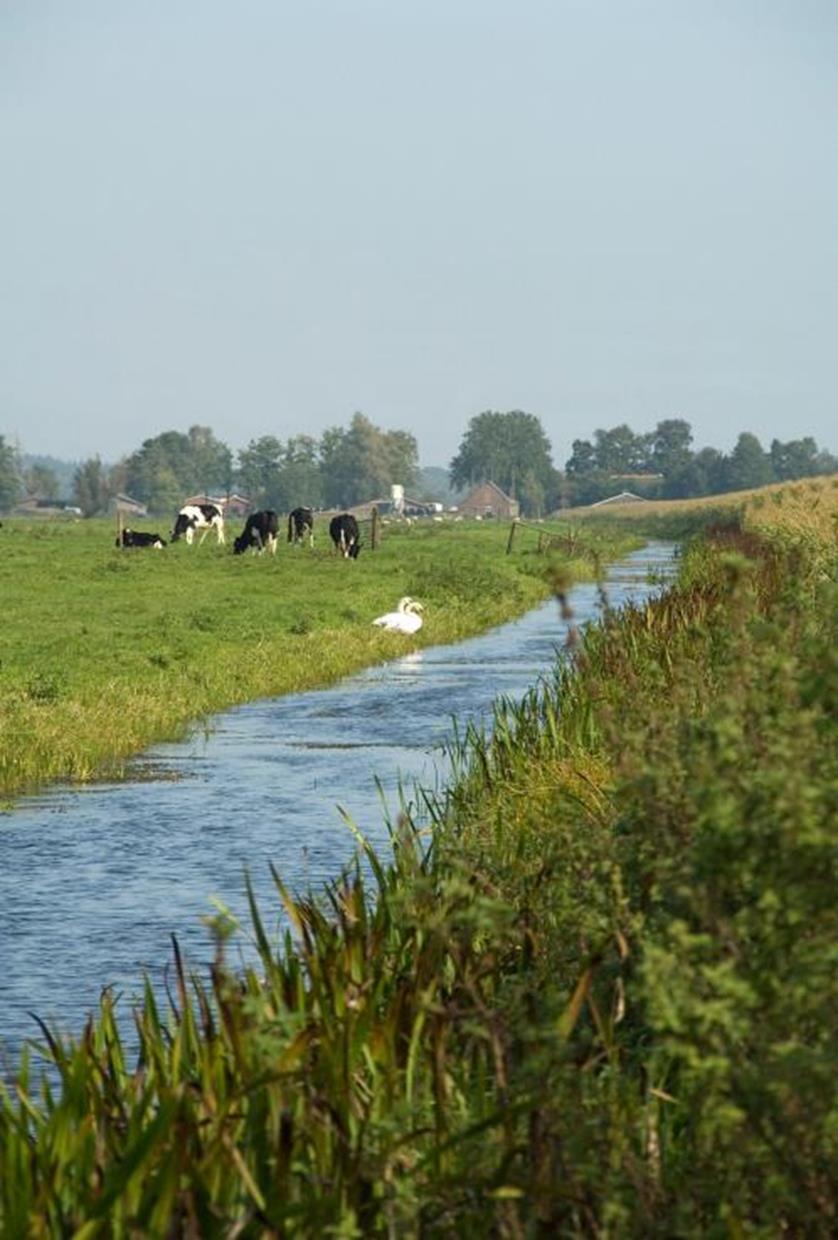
[117,508,124,548]
[371,505,380,550]
[506,519,518,555]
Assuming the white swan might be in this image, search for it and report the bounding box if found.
[372,596,424,634]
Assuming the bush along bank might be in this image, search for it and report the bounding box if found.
[1,528,835,1236]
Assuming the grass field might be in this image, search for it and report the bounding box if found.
[0,515,640,798]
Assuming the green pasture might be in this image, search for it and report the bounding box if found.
[0,515,639,797]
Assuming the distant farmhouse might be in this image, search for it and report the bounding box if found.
[14,496,82,517]
[458,481,520,520]
[109,493,148,518]
[589,490,649,507]
[183,493,251,517]
[347,495,441,519]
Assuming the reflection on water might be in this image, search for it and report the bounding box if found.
[0,544,675,1057]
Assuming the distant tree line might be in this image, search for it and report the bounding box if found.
[0,443,79,513]
[0,414,420,516]
[1,410,835,516]
[563,419,837,506]
[447,411,836,515]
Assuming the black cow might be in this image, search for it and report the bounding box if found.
[116,529,167,549]
[171,503,225,545]
[329,513,361,559]
[233,510,280,555]
[287,506,314,547]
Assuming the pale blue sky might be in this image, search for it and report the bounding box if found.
[2,0,836,468]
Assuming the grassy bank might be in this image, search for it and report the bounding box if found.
[0,516,639,798]
[2,512,834,1232]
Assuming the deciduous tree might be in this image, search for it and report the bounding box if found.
[592,424,649,474]
[236,436,284,510]
[72,456,111,517]
[122,426,233,513]
[24,463,59,500]
[769,437,819,481]
[725,432,773,492]
[565,439,597,476]
[449,411,554,513]
[0,436,22,512]
[650,418,693,482]
[321,413,418,508]
[278,435,324,511]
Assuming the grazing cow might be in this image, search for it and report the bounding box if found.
[329,513,361,559]
[287,506,315,547]
[116,529,167,549]
[233,510,279,555]
[171,503,225,546]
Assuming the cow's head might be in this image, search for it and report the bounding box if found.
[170,513,194,542]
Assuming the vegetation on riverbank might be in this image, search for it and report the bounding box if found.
[571,470,838,547]
[0,516,638,799]
[2,496,834,1233]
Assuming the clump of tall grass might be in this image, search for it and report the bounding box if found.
[2,526,835,1234]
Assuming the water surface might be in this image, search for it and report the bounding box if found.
[1,543,675,1057]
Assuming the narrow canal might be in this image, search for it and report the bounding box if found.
[1,542,676,1060]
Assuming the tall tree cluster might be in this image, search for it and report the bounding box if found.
[0,436,23,512]
[449,411,558,516]
[236,414,419,513]
[121,426,233,513]
[65,415,419,516]
[563,419,837,506]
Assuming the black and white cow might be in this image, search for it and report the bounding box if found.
[329,513,361,559]
[116,529,167,549]
[287,506,315,547]
[171,503,225,546]
[233,510,280,555]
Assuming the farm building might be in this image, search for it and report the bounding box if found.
[589,491,649,507]
[458,481,520,519]
[183,493,252,517]
[348,495,439,519]
[109,493,148,518]
[13,497,83,517]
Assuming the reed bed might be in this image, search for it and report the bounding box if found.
[2,519,835,1234]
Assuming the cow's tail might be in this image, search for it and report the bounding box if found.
[287,513,294,543]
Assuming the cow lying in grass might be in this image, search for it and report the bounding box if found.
[233,510,280,555]
[116,529,167,549]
